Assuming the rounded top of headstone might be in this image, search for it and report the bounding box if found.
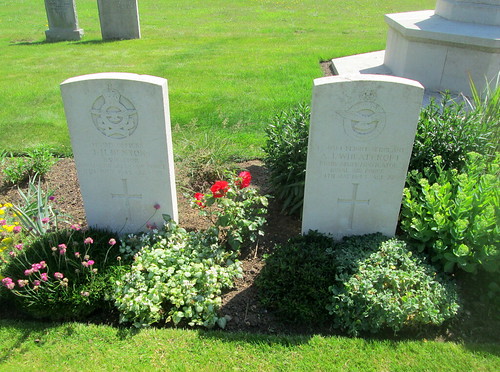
[435,0,500,26]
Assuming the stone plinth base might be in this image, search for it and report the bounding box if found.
[45,28,83,42]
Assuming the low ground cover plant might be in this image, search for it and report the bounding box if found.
[258,233,459,335]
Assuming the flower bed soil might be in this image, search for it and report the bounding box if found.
[1,159,498,343]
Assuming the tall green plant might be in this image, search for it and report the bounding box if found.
[401,152,499,274]
[263,104,310,215]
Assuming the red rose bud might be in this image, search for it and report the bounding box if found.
[211,181,229,198]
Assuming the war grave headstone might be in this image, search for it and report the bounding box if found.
[97,0,141,40]
[60,73,177,234]
[44,0,83,41]
[301,75,424,239]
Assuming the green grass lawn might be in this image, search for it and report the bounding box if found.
[1,0,435,159]
[0,320,498,371]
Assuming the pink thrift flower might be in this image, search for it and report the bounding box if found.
[8,251,16,258]
[75,251,80,258]
[41,273,48,281]
[41,217,50,224]
[58,244,67,250]
[59,247,66,255]
[70,224,81,231]
[24,269,34,276]
[13,226,22,234]
[39,261,47,269]
[82,261,88,268]
[84,237,93,244]
[153,203,161,210]
[33,280,41,287]
[54,272,64,280]
[17,279,28,288]
[0,219,6,226]
[1,277,15,290]
[31,263,42,272]
[15,244,23,251]
[108,238,116,246]
[87,260,95,266]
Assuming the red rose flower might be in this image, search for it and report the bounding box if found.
[236,171,252,189]
[211,181,229,198]
[194,192,206,208]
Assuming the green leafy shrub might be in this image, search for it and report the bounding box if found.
[327,236,459,336]
[114,217,242,328]
[409,92,494,176]
[263,104,310,215]
[256,231,337,324]
[401,152,499,274]
[1,228,125,320]
[2,146,56,185]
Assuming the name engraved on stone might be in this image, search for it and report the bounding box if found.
[91,86,138,139]
[111,179,143,219]
[337,183,370,229]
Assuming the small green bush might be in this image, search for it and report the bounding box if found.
[2,146,56,185]
[114,218,242,328]
[1,228,125,320]
[409,92,493,176]
[256,231,337,325]
[327,237,460,336]
[263,104,310,215]
[401,152,499,274]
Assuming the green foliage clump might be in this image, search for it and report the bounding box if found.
[263,104,310,215]
[1,228,125,320]
[401,152,499,274]
[114,218,242,328]
[409,92,495,176]
[327,237,460,336]
[2,146,56,185]
[258,233,459,335]
[256,231,337,324]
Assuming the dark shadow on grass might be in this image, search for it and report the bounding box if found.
[9,39,119,46]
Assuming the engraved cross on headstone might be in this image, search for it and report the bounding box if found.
[337,183,370,229]
[111,179,143,219]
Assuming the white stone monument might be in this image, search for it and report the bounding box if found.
[44,0,83,41]
[384,0,500,96]
[302,75,424,239]
[60,73,177,234]
[97,0,141,40]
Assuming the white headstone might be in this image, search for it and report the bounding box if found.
[60,73,178,234]
[302,75,424,239]
[44,0,83,41]
[97,0,141,40]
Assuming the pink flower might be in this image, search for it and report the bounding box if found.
[15,244,23,251]
[58,244,67,250]
[17,279,28,288]
[70,224,81,231]
[24,269,33,276]
[153,203,161,210]
[108,238,116,246]
[8,251,16,258]
[13,226,22,234]
[41,217,50,224]
[75,251,80,258]
[146,222,157,230]
[31,263,42,272]
[84,237,93,244]
[33,280,41,287]
[48,196,55,201]
[54,272,64,280]
[87,260,95,266]
[236,171,252,189]
[39,261,47,269]
[41,273,48,282]
[1,277,15,290]
[0,220,6,226]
